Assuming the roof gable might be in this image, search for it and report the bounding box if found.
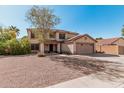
[67,34,97,42]
[97,37,124,45]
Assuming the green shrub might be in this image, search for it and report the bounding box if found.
[0,38,31,55]
[6,39,21,55]
[21,38,31,54]
[0,32,12,42]
[0,42,6,55]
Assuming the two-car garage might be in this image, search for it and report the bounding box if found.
[76,43,94,54]
[61,34,96,54]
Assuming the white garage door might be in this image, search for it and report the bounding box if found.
[76,43,94,54]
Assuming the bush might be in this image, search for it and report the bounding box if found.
[0,32,13,42]
[0,42,6,55]
[0,38,31,55]
[21,38,31,54]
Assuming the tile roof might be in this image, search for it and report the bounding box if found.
[96,37,122,45]
[27,28,79,35]
[67,34,97,42]
[53,29,79,35]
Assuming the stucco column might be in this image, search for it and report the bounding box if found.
[40,43,45,55]
[57,43,61,53]
[65,33,67,39]
[28,30,31,40]
[93,43,96,53]
[56,32,59,40]
[73,41,76,54]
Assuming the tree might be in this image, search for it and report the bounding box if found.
[96,37,103,40]
[21,36,28,40]
[121,25,124,36]
[8,25,20,36]
[0,27,12,42]
[0,26,17,41]
[26,6,60,55]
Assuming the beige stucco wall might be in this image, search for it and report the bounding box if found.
[57,43,60,53]
[114,38,124,46]
[96,45,119,55]
[56,32,77,40]
[56,32,59,40]
[96,45,101,52]
[62,43,74,54]
[96,38,124,55]
[75,36,95,43]
[27,30,39,44]
[29,39,40,44]
[27,30,30,40]
[66,33,77,39]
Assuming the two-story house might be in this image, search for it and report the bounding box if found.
[27,28,97,54]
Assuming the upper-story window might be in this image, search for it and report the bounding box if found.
[59,33,65,39]
[31,31,35,39]
[49,32,56,38]
[84,36,87,40]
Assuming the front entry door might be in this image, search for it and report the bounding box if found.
[49,44,53,52]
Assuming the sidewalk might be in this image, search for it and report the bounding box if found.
[48,74,124,88]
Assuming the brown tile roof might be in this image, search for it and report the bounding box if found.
[96,37,123,45]
[53,29,79,35]
[67,34,97,42]
[27,28,79,35]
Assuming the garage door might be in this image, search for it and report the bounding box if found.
[119,46,124,54]
[76,43,94,54]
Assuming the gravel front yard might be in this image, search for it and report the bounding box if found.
[0,54,124,88]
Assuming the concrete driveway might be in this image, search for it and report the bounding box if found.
[48,54,124,88]
[49,74,124,88]
[89,53,124,64]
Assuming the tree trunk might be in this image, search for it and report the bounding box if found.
[40,43,45,55]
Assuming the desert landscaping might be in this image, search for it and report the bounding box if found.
[0,54,124,88]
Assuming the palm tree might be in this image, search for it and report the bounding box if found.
[8,25,20,36]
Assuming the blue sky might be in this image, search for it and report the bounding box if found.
[0,5,124,38]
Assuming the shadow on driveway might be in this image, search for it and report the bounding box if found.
[50,55,124,82]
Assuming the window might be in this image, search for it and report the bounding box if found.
[84,37,87,40]
[49,32,56,38]
[59,33,65,39]
[31,44,39,50]
[31,32,35,38]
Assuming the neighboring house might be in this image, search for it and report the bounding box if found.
[96,37,124,55]
[27,29,96,54]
